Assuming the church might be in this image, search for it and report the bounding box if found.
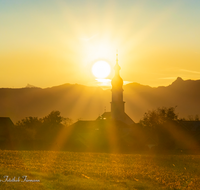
[97,52,134,126]
[66,53,139,153]
[72,52,134,127]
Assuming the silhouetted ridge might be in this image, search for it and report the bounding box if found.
[1,77,200,123]
[169,77,200,91]
[169,77,184,87]
[124,82,152,91]
[175,77,184,82]
[25,84,40,89]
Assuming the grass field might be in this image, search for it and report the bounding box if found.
[0,150,199,189]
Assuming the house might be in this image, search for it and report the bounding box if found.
[0,117,15,149]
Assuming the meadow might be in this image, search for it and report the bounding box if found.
[0,150,199,190]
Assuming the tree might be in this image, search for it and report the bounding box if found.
[15,117,42,140]
[16,111,71,129]
[16,117,42,128]
[186,114,200,121]
[42,111,64,128]
[139,106,178,149]
[15,111,72,141]
[139,106,178,130]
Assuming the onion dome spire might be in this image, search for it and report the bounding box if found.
[114,50,121,75]
[111,50,123,89]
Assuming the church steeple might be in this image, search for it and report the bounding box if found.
[98,51,134,125]
[111,51,123,91]
[114,50,121,75]
[111,51,125,118]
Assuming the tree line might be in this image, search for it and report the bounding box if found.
[14,111,72,143]
[139,106,200,150]
[12,107,200,151]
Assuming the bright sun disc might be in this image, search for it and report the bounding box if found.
[92,61,111,78]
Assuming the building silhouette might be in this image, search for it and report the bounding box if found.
[98,52,134,125]
[67,53,137,152]
[0,117,15,149]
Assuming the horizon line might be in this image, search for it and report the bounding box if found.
[1,77,200,89]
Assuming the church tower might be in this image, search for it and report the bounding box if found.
[111,51,125,120]
[97,51,134,125]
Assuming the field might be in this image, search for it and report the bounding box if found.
[0,150,199,189]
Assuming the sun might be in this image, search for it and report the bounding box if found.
[92,60,111,78]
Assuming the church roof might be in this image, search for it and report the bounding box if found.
[0,117,14,139]
[96,111,135,126]
[66,118,143,153]
[70,118,132,133]
[96,112,112,120]
[0,117,14,128]
[70,120,98,130]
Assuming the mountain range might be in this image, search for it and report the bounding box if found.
[0,77,200,124]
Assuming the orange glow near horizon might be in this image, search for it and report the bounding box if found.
[0,1,200,88]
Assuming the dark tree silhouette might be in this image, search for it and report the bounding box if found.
[139,106,178,148]
[139,106,178,130]
[16,116,42,128]
[16,111,71,129]
[42,111,64,128]
[15,117,42,140]
[15,111,72,142]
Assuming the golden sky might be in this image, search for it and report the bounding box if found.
[0,0,200,88]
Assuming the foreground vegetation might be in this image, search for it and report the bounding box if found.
[0,150,200,189]
[11,107,200,151]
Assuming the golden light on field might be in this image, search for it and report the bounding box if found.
[92,60,111,79]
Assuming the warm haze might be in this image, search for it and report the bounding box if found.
[0,0,200,88]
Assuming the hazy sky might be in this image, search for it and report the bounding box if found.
[0,0,200,88]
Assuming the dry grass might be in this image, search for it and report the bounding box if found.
[0,150,199,189]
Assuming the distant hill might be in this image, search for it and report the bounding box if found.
[123,77,200,122]
[0,77,200,123]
